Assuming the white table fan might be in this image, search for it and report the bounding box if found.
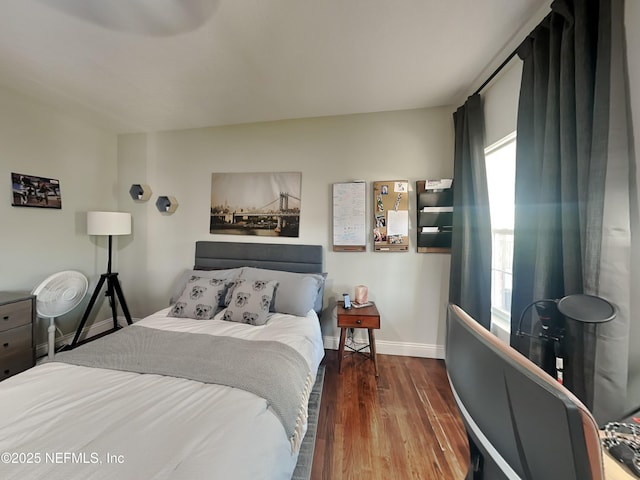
[32,271,88,360]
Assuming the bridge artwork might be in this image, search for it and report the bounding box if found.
[209,172,302,237]
[209,192,300,237]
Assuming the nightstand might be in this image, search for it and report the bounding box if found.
[0,292,36,380]
[337,301,380,376]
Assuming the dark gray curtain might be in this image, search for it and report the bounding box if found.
[510,0,631,422]
[449,94,492,329]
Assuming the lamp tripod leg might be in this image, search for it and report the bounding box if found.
[67,273,132,350]
[110,274,133,325]
[106,276,119,330]
[70,274,108,348]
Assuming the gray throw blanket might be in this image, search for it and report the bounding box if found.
[55,325,314,451]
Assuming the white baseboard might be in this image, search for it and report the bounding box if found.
[323,335,445,359]
[36,316,138,359]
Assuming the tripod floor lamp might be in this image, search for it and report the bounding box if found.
[70,211,133,348]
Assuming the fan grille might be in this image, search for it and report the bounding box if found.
[33,271,88,318]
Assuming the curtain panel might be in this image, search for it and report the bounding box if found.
[449,94,492,329]
[510,0,631,423]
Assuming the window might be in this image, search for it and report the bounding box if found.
[485,132,516,337]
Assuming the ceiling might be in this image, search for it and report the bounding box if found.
[0,0,548,134]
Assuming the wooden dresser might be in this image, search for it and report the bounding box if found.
[0,292,36,380]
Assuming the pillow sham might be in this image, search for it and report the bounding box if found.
[239,267,325,316]
[221,279,279,326]
[170,268,242,306]
[223,278,245,306]
[168,276,230,320]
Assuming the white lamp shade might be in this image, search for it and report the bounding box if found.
[87,211,132,236]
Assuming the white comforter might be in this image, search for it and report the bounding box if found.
[0,308,325,480]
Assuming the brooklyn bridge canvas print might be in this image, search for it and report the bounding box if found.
[210,172,301,237]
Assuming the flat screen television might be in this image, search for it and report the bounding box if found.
[445,304,604,480]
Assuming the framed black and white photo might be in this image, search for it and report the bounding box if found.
[210,172,301,237]
[11,172,62,209]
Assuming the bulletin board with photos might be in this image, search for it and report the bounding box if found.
[373,180,409,252]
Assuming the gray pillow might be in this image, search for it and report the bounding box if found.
[168,277,230,320]
[170,268,242,305]
[223,279,246,307]
[221,279,279,326]
[240,267,325,316]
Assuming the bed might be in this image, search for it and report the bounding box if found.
[0,241,326,480]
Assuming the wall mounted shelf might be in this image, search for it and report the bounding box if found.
[416,179,453,253]
[155,195,178,214]
[129,184,152,201]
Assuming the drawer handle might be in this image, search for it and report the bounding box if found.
[2,316,8,321]
[356,319,362,325]
[2,343,8,348]
[3,369,9,375]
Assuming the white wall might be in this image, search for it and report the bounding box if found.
[0,85,118,345]
[483,60,522,148]
[117,108,455,357]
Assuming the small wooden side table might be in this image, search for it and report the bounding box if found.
[337,301,380,376]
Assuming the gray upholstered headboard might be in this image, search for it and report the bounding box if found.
[194,241,323,273]
[194,241,325,314]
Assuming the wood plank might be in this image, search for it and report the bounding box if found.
[312,350,468,479]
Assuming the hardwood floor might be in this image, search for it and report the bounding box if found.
[312,350,469,480]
